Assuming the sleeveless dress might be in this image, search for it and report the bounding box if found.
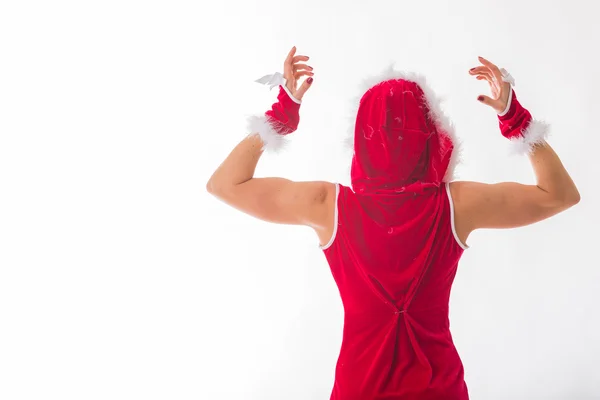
[321,182,469,400]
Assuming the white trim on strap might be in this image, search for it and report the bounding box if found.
[319,183,340,250]
[445,182,469,250]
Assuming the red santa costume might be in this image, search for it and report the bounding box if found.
[250,66,548,400]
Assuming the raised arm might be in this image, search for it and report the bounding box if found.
[206,47,336,245]
[450,57,580,245]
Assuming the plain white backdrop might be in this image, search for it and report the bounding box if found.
[0,1,598,399]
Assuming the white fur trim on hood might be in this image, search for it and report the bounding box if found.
[346,65,462,182]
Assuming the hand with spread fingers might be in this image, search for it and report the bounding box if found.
[283,46,314,101]
[469,56,511,114]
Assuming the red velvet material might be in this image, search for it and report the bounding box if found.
[323,184,468,400]
[497,89,532,139]
[322,79,468,399]
[350,80,454,195]
[265,86,300,135]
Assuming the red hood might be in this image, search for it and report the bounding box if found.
[350,71,459,194]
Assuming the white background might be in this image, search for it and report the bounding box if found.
[0,1,598,399]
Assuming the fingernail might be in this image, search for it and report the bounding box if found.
[307,77,313,84]
[470,68,475,71]
[477,96,484,102]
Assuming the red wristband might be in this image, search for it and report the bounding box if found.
[495,86,550,154]
[265,85,301,135]
[247,72,302,152]
[497,89,533,140]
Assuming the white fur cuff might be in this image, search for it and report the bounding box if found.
[509,119,550,155]
[247,115,287,153]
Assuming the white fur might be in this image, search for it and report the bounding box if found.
[247,115,288,153]
[346,64,462,182]
[509,119,550,155]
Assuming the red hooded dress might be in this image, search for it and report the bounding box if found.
[251,68,546,400]
[321,76,470,400]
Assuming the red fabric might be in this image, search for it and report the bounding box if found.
[497,89,532,140]
[323,184,468,400]
[265,86,300,135]
[351,79,454,195]
[322,79,468,399]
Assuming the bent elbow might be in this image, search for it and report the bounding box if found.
[206,170,225,195]
[553,188,580,211]
[541,187,580,213]
[206,179,214,194]
[565,189,581,207]
[206,177,222,196]
[562,180,581,207]
[206,178,235,200]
